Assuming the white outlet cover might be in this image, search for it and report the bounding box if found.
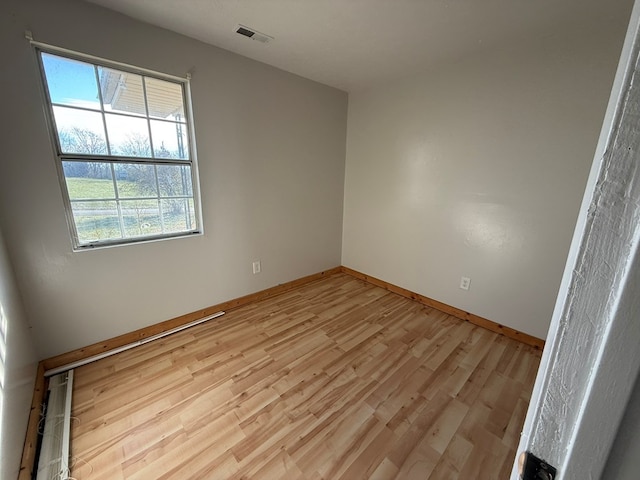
[460,276,471,290]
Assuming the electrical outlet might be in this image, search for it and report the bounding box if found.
[252,261,261,274]
[460,276,471,290]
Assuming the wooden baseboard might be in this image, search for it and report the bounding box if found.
[41,266,342,372]
[42,264,543,372]
[341,266,545,350]
[18,362,46,480]
[17,267,340,478]
[22,264,542,478]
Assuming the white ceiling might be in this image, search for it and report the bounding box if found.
[84,0,630,92]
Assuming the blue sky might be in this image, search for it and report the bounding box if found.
[41,52,101,109]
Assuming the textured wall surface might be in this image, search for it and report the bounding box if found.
[0,0,347,358]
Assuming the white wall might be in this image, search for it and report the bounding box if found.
[0,226,38,479]
[342,13,630,339]
[0,0,347,359]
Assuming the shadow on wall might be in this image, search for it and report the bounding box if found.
[0,228,38,480]
[604,370,640,480]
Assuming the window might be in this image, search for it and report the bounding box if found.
[37,49,202,249]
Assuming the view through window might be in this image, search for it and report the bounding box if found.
[38,50,201,249]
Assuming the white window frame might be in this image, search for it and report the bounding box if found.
[34,44,203,250]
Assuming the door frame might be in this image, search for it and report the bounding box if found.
[512,2,640,478]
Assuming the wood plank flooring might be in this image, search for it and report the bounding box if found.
[70,273,541,479]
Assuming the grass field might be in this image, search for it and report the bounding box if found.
[64,177,195,244]
[65,177,151,199]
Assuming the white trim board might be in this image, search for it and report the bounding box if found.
[44,311,225,377]
[512,1,640,478]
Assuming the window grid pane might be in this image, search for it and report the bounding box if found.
[144,76,185,120]
[62,159,197,245]
[41,53,101,110]
[54,107,108,155]
[71,200,122,244]
[99,67,147,117]
[105,113,152,157]
[41,49,200,249]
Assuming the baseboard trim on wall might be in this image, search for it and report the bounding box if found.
[41,266,342,372]
[41,264,544,374]
[22,264,543,477]
[18,362,46,480]
[20,267,339,479]
[341,266,545,350]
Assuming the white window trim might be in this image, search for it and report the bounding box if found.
[31,38,204,250]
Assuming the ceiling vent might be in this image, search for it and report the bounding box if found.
[235,24,273,44]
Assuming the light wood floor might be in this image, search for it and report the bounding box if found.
[70,273,541,479]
